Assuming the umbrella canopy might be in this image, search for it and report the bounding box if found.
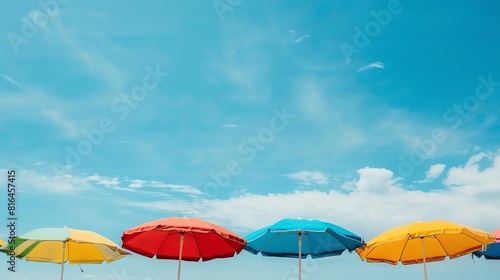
[2,227,130,280]
[473,229,500,260]
[356,220,496,280]
[244,218,365,280]
[122,217,246,280]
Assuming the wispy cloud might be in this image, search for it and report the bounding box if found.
[289,30,309,43]
[415,164,446,183]
[285,171,330,186]
[0,88,91,141]
[145,181,204,195]
[41,109,81,139]
[124,178,203,196]
[222,123,237,128]
[357,62,385,72]
[104,185,137,192]
[205,26,274,103]
[2,74,26,89]
[14,171,203,199]
[50,15,127,94]
[294,35,309,43]
[18,170,90,194]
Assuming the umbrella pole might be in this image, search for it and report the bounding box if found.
[177,232,185,280]
[421,238,428,280]
[60,241,66,280]
[298,232,302,280]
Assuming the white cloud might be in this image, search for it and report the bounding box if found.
[414,164,446,183]
[97,177,120,186]
[88,174,121,186]
[294,35,309,43]
[289,29,309,43]
[128,179,147,188]
[104,185,137,192]
[88,175,203,195]
[444,152,497,189]
[33,161,44,166]
[116,208,131,214]
[122,151,500,238]
[355,167,400,193]
[17,170,87,194]
[147,181,204,195]
[222,123,237,128]
[285,171,330,186]
[357,62,385,72]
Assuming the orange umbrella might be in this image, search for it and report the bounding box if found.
[356,220,495,280]
[122,217,246,280]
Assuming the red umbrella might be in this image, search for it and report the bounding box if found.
[121,217,246,280]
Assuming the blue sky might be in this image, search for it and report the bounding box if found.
[1,0,500,279]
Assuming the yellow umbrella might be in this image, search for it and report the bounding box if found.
[356,220,495,280]
[0,239,5,247]
[2,227,130,280]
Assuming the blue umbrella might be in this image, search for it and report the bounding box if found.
[473,229,500,259]
[244,218,365,280]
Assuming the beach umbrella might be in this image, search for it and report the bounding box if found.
[121,217,246,280]
[473,229,500,259]
[0,239,5,247]
[356,220,496,280]
[1,227,130,280]
[244,218,365,280]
